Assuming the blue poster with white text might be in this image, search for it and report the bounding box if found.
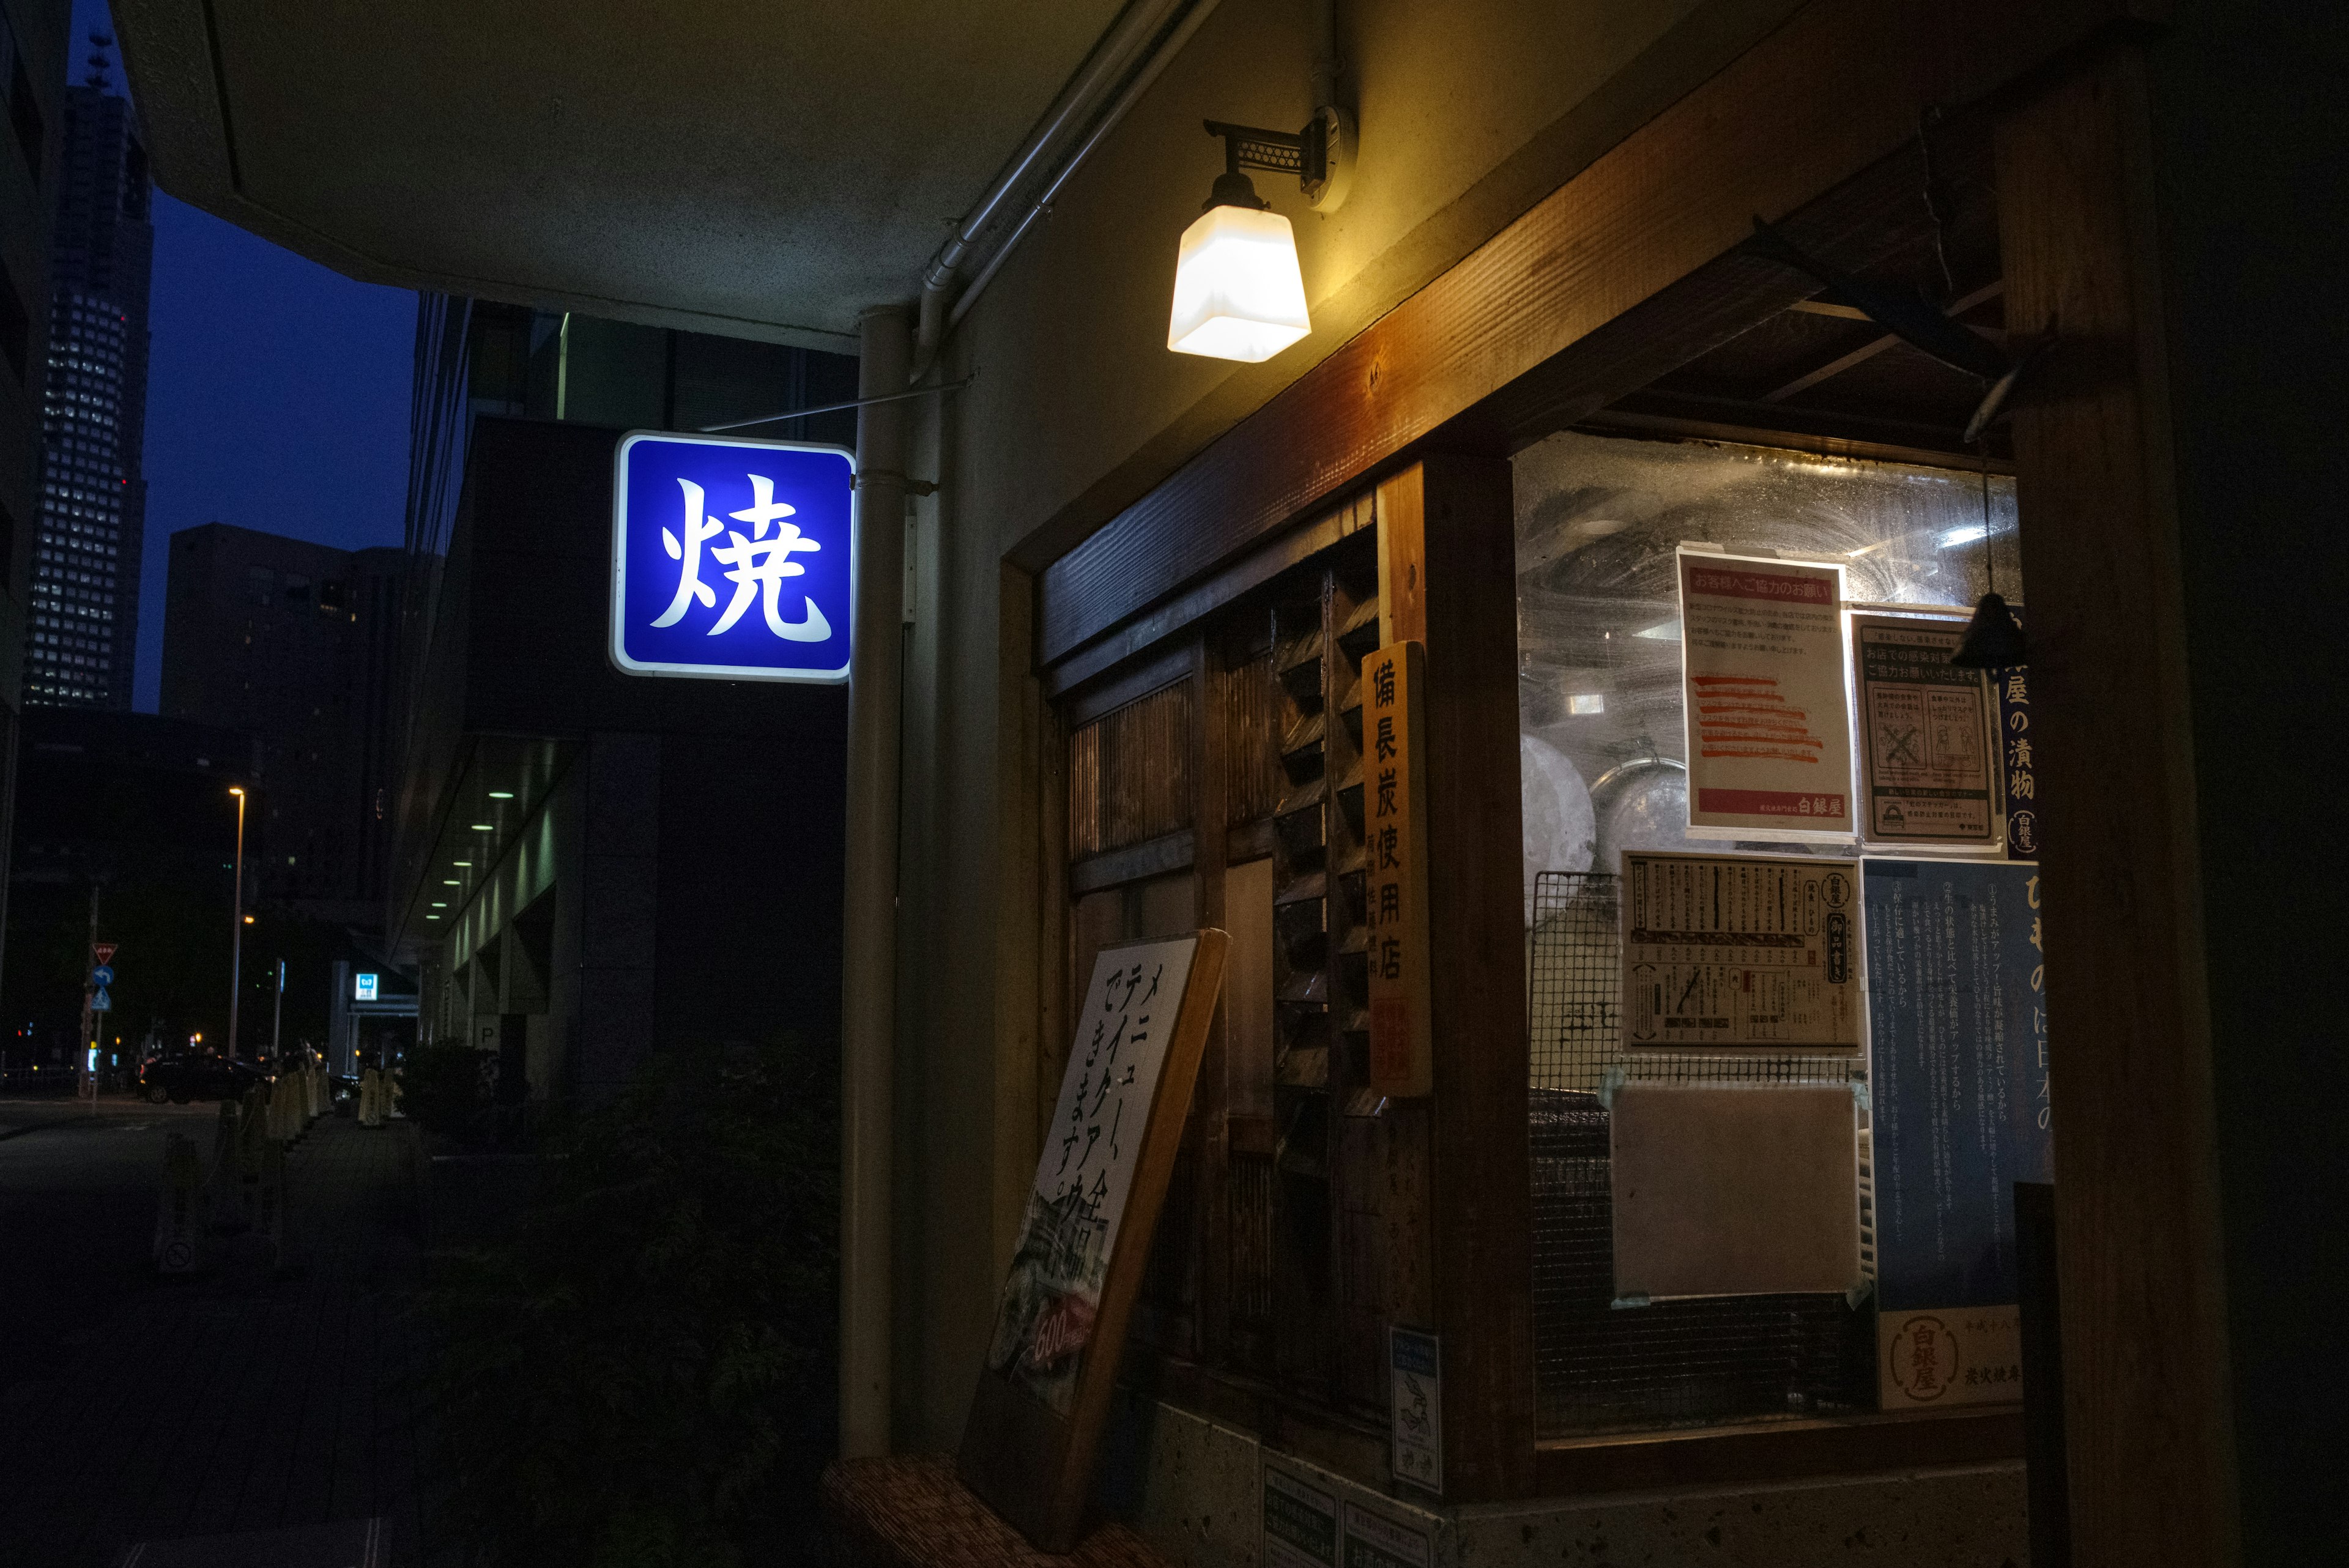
[1865,858,2050,1407]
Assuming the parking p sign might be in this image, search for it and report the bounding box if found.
[610,433,856,683]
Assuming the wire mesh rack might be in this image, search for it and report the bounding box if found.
[1526,869,1877,1435]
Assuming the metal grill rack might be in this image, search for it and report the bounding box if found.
[1526,870,1876,1435]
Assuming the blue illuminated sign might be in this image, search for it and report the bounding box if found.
[610,432,856,683]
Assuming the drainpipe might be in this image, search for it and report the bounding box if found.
[841,303,912,1457]
[910,0,1201,379]
[945,0,1230,333]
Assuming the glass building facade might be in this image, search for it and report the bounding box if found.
[25,67,148,708]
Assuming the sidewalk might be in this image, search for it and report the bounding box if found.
[0,1114,432,1568]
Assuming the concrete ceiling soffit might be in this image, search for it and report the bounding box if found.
[111,0,1131,350]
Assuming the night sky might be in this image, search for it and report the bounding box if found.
[72,2,416,712]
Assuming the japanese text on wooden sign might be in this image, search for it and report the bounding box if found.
[1991,639,2038,860]
[1364,641,1431,1098]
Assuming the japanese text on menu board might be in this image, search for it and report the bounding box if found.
[983,937,1198,1414]
[1677,552,1854,835]
[1364,642,1431,1098]
[1620,850,1863,1050]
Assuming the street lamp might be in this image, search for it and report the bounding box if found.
[228,787,246,1060]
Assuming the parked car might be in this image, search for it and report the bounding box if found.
[139,1053,270,1105]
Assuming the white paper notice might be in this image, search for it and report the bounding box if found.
[1679,552,1854,835]
[1621,850,1862,1051]
[1852,612,2000,848]
[1387,1327,1442,1494]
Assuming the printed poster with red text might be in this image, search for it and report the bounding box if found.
[1678,552,1854,836]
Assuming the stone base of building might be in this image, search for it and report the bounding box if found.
[1105,1400,2026,1568]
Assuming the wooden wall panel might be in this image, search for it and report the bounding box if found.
[1222,652,1282,828]
[1067,681,1195,858]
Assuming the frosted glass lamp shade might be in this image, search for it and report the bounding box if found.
[1167,204,1311,362]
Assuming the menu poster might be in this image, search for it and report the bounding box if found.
[1678,551,1854,836]
[1852,613,2001,849]
[984,937,1200,1416]
[1865,858,2050,1409]
[1620,850,1862,1052]
[960,931,1230,1551]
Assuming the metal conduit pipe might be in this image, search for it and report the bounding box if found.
[911,0,1206,376]
[841,303,913,1458]
[947,0,1226,331]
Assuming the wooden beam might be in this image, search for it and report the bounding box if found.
[1761,281,2006,402]
[1537,1408,2024,1494]
[1995,47,2239,1568]
[1378,457,1535,1502]
[1067,829,1197,896]
[1036,0,2137,667]
[1578,407,2016,473]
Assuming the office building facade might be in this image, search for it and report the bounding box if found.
[392,301,856,1106]
[0,0,69,1000]
[160,524,404,925]
[24,47,149,709]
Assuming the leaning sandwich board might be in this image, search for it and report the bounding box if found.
[959,930,1230,1551]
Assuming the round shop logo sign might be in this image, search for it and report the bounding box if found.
[1888,1313,1962,1402]
[1820,870,1852,908]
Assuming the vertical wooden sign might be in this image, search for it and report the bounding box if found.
[959,930,1229,1551]
[1364,641,1431,1098]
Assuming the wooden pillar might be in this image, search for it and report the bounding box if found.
[1376,454,1534,1502]
[1193,631,1233,1361]
[1995,48,2240,1568]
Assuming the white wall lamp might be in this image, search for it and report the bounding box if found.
[1168,115,1352,363]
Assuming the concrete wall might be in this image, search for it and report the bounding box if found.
[892,0,1813,1455]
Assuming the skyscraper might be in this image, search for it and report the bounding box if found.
[1,0,72,1004]
[23,35,149,709]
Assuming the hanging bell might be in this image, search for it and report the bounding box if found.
[1950,592,2028,669]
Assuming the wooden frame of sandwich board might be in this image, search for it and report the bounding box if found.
[1004,0,2230,1558]
[959,930,1230,1552]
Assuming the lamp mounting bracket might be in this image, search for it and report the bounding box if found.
[1203,115,1350,210]
[1206,120,1306,179]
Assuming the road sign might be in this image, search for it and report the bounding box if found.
[92,987,113,1011]
[94,943,117,965]
[92,965,115,986]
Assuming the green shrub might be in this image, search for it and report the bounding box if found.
[420,1034,839,1567]
[398,1040,495,1137]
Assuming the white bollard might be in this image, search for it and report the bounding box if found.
[155,1132,203,1273]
